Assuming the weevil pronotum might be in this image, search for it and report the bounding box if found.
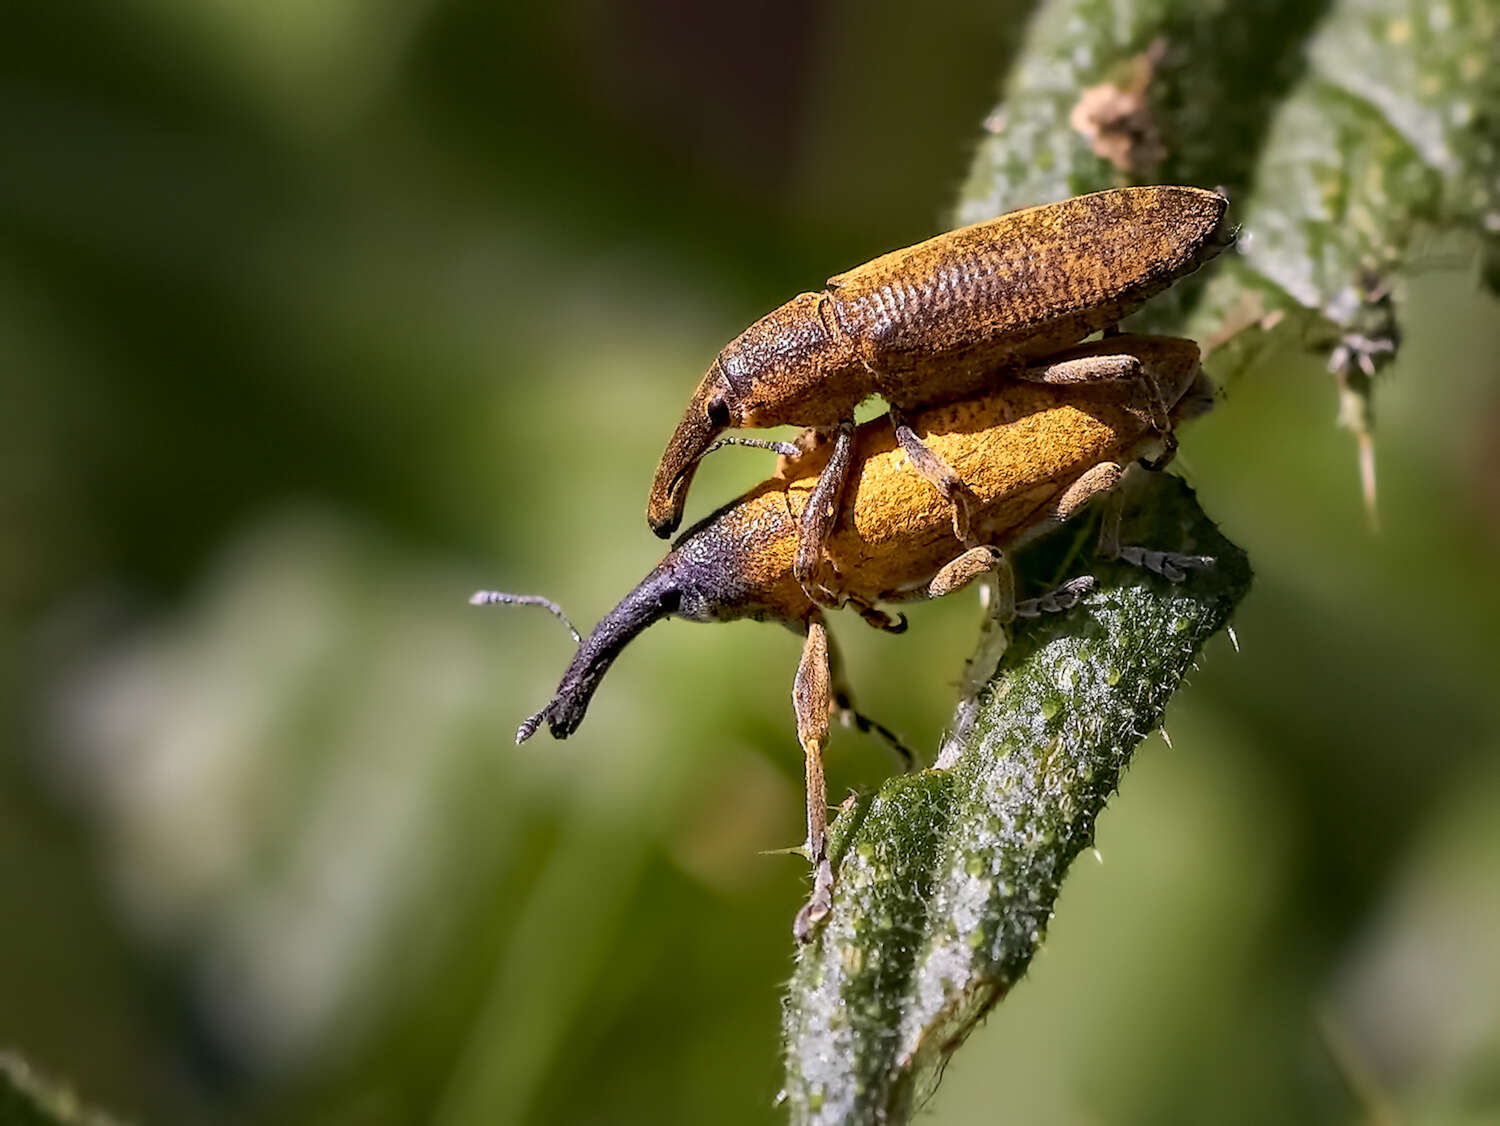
[647,186,1232,602]
[477,334,1215,940]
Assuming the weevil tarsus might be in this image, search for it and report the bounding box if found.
[1014,574,1098,618]
[832,693,915,771]
[1095,471,1215,581]
[849,599,907,634]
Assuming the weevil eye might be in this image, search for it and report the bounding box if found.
[705,396,731,427]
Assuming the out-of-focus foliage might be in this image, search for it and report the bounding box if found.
[2,1053,120,1126]
[961,0,1500,510]
[0,3,1498,1126]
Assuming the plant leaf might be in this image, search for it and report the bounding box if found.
[958,0,1500,501]
[781,474,1252,1124]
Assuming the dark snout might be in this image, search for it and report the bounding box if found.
[515,568,682,743]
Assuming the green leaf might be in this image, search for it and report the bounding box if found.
[959,0,1500,503]
[0,1054,123,1126]
[781,474,1252,1124]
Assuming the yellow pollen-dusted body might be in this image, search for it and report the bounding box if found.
[691,334,1198,624]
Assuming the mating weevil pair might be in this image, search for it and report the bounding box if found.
[476,187,1233,940]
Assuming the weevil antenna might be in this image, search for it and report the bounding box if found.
[695,436,803,463]
[469,590,583,646]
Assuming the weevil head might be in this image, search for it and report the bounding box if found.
[515,525,772,743]
[647,359,741,539]
[516,565,685,742]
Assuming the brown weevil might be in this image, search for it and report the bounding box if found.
[647,186,1232,602]
[478,334,1214,940]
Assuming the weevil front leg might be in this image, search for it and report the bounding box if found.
[890,405,976,543]
[792,615,835,942]
[794,420,856,606]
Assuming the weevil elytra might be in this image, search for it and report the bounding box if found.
[487,334,1212,940]
[647,186,1232,601]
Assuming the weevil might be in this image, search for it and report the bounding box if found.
[485,334,1213,940]
[647,185,1232,601]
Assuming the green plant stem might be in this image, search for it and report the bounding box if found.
[781,473,1251,1124]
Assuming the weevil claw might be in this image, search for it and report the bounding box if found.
[793,858,835,943]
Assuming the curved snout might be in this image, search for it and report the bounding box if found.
[647,379,729,538]
[516,567,682,743]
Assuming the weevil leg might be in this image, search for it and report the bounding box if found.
[928,545,1010,612]
[847,597,907,634]
[930,544,1094,726]
[890,405,975,542]
[825,628,915,771]
[792,616,835,942]
[794,419,856,606]
[1013,461,1126,551]
[1013,575,1097,617]
[1054,461,1124,520]
[1097,471,1214,581]
[1140,426,1178,471]
[1135,383,1178,470]
[1016,352,1141,385]
[928,544,1094,622]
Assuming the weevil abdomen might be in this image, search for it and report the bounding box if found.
[825,186,1229,404]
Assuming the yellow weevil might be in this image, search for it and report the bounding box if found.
[480,334,1213,939]
[646,186,1232,601]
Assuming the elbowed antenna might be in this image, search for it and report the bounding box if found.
[515,566,682,744]
[469,589,582,644]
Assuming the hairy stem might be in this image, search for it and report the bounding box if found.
[781,473,1252,1124]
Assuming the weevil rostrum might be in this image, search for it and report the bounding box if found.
[646,186,1233,603]
[478,334,1215,940]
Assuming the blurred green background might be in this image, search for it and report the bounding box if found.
[3,2,1499,1124]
